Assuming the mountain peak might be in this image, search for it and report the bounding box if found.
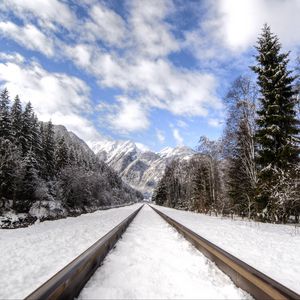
[158,146,195,158]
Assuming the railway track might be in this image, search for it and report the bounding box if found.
[150,205,300,300]
[25,205,144,300]
[25,204,299,300]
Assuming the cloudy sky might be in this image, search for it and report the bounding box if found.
[0,0,299,151]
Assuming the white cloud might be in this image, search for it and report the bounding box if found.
[0,22,54,56]
[208,118,222,128]
[128,0,179,58]
[0,0,224,124]
[64,44,93,69]
[203,0,300,52]
[83,3,127,46]
[184,0,300,70]
[106,97,150,133]
[0,1,230,140]
[135,142,150,152]
[64,41,222,117]
[0,0,76,30]
[0,54,101,142]
[0,52,24,63]
[172,128,184,146]
[156,129,165,143]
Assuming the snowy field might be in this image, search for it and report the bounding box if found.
[0,204,142,299]
[153,204,300,294]
[79,205,250,299]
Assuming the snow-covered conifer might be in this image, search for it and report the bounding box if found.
[0,88,11,140]
[15,149,39,211]
[251,24,300,219]
[10,95,23,146]
[0,138,20,202]
[20,102,34,155]
[43,121,56,178]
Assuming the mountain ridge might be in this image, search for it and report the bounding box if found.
[91,140,196,198]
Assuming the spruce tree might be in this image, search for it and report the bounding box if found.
[0,138,20,201]
[0,88,11,140]
[191,164,207,212]
[152,178,167,205]
[43,121,55,178]
[10,95,23,147]
[251,24,300,217]
[20,102,34,155]
[31,115,43,172]
[15,149,39,212]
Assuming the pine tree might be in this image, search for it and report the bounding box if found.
[0,138,20,202]
[251,24,300,218]
[191,162,209,213]
[10,95,23,146]
[20,102,34,155]
[31,115,43,173]
[15,150,39,212]
[152,178,167,205]
[43,121,55,178]
[0,88,11,140]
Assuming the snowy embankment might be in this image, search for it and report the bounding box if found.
[79,205,250,299]
[0,204,142,299]
[153,204,300,294]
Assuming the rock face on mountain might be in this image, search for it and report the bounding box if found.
[54,125,93,153]
[91,140,196,198]
[52,126,144,206]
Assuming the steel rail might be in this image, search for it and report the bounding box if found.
[150,205,300,300]
[25,204,144,300]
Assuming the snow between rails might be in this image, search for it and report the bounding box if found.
[79,205,250,299]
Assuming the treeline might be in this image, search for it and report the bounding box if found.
[0,90,142,226]
[152,25,300,223]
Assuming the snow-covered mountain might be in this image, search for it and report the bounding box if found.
[91,140,196,198]
[91,140,140,173]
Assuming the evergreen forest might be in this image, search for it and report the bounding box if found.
[152,25,300,223]
[0,92,143,227]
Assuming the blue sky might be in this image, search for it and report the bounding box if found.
[0,0,299,152]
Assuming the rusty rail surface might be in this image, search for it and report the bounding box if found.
[25,205,143,300]
[150,205,300,300]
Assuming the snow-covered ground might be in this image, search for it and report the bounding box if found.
[0,204,142,299]
[79,205,250,299]
[153,204,300,294]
